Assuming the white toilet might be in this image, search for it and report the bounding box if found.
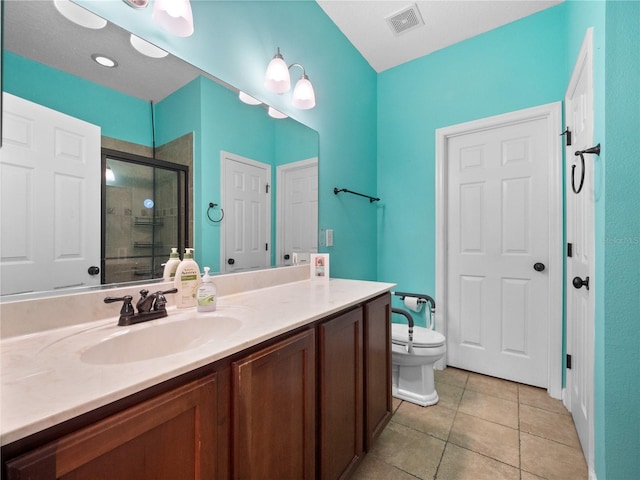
[391,322,446,407]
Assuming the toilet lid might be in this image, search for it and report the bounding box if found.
[392,323,445,347]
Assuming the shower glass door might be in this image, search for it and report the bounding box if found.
[102,151,188,284]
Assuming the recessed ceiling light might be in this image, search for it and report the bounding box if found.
[91,54,118,68]
[130,34,169,59]
[53,0,107,29]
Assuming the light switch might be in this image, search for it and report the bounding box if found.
[326,229,334,247]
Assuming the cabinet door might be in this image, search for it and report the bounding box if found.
[318,307,363,480]
[363,293,392,450]
[6,375,220,480]
[232,329,316,479]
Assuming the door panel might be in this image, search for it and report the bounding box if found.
[446,111,556,388]
[1,93,100,295]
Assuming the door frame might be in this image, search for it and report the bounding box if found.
[564,27,595,475]
[275,157,318,266]
[220,151,271,273]
[435,102,563,398]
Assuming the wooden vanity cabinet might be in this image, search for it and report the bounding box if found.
[363,292,392,450]
[231,329,316,479]
[318,307,364,480]
[3,292,392,480]
[5,374,224,480]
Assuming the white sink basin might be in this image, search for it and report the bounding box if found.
[79,314,243,365]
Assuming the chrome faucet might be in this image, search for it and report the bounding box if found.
[105,288,178,326]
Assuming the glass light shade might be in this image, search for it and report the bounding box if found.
[239,91,262,105]
[268,107,288,119]
[130,34,169,58]
[264,54,291,94]
[291,75,316,109]
[54,0,107,29]
[152,0,194,37]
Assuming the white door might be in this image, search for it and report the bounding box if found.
[220,151,270,272]
[565,28,595,471]
[276,158,318,266]
[437,103,562,391]
[1,93,101,295]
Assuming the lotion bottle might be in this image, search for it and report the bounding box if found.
[163,248,181,281]
[197,267,217,312]
[174,248,200,308]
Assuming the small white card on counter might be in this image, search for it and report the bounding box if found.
[310,254,329,281]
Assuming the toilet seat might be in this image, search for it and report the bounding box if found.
[392,323,445,348]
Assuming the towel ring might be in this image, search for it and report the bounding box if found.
[207,202,224,222]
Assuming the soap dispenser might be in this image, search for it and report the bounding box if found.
[197,267,217,312]
[174,248,201,308]
[163,247,181,281]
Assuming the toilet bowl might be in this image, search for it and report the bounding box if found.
[391,323,446,407]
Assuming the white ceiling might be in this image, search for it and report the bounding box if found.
[316,0,563,72]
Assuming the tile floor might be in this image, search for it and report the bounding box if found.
[352,367,588,480]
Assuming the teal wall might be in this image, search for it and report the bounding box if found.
[3,52,151,144]
[377,5,568,311]
[77,0,379,281]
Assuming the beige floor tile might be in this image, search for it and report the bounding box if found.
[432,380,464,411]
[520,471,546,480]
[521,432,588,480]
[350,454,422,480]
[466,372,518,402]
[519,383,569,415]
[520,404,582,448]
[369,421,445,479]
[458,389,519,429]
[434,367,469,389]
[393,402,456,441]
[448,412,520,468]
[436,443,520,480]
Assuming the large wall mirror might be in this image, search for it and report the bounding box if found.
[1,0,319,298]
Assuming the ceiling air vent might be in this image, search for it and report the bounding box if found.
[386,3,424,36]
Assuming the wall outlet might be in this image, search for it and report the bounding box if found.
[326,229,334,247]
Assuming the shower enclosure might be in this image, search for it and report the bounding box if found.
[102,150,188,284]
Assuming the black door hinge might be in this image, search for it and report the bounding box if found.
[265,243,268,251]
[567,243,573,258]
[266,184,270,194]
[566,354,572,370]
[560,127,572,146]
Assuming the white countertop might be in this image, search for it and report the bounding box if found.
[1,278,394,446]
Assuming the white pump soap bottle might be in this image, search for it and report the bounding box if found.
[174,248,200,308]
[197,267,217,312]
[163,247,181,281]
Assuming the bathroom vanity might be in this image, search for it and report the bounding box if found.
[0,274,394,479]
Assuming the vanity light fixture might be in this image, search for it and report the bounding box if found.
[268,107,288,119]
[91,54,118,68]
[130,34,169,59]
[53,0,107,29]
[238,91,262,106]
[152,0,194,37]
[264,48,316,110]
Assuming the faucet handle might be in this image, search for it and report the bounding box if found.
[104,295,135,318]
[152,288,177,311]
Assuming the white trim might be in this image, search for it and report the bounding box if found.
[220,150,271,273]
[435,102,563,399]
[275,157,318,266]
